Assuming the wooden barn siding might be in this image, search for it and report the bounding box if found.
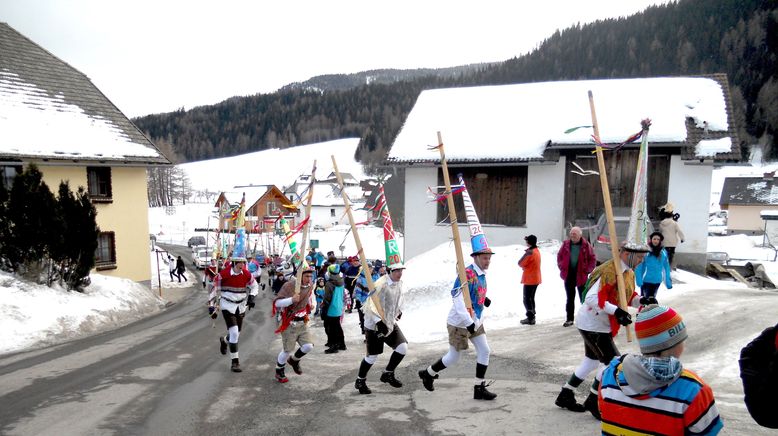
[563,151,669,224]
[437,166,527,227]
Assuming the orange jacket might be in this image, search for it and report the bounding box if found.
[518,247,542,285]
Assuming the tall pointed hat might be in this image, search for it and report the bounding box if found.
[231,193,248,261]
[458,174,494,256]
[376,185,404,270]
[624,120,652,253]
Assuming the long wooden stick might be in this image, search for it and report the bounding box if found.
[331,155,386,321]
[436,132,473,312]
[588,91,633,342]
[293,161,316,295]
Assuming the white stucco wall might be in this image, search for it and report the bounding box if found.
[403,159,567,261]
[666,155,711,268]
[309,205,368,228]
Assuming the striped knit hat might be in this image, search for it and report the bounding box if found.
[635,305,688,354]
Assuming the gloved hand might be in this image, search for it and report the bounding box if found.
[376,321,389,337]
[614,307,632,326]
[208,306,218,319]
[640,296,658,306]
[484,297,491,307]
[466,323,476,334]
[247,295,256,310]
[396,311,402,320]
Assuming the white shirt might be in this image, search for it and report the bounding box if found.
[447,263,485,329]
[575,259,639,333]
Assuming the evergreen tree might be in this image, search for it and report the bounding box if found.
[53,181,98,291]
[3,164,57,280]
[0,182,9,271]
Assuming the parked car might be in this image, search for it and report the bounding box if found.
[190,244,206,256]
[193,248,211,269]
[187,236,205,247]
[592,207,656,264]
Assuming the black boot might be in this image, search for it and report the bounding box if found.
[380,371,403,388]
[555,388,586,412]
[474,381,497,400]
[584,393,601,420]
[418,369,438,392]
[230,358,242,373]
[275,366,288,383]
[355,378,372,394]
[287,357,302,375]
[520,317,536,325]
[219,336,228,355]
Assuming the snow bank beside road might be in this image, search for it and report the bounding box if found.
[0,271,165,355]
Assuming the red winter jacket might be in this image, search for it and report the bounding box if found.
[556,239,596,286]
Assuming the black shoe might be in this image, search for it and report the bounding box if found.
[520,318,536,325]
[584,393,601,420]
[219,336,228,355]
[555,388,586,412]
[355,378,372,394]
[324,347,339,354]
[337,344,347,351]
[418,369,438,392]
[230,358,242,373]
[563,320,574,327]
[474,381,497,400]
[287,357,302,375]
[380,371,403,388]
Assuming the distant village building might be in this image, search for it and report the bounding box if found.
[284,172,368,228]
[0,23,171,284]
[719,173,778,234]
[386,75,739,273]
[213,185,299,233]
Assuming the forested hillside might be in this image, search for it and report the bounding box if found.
[133,0,777,166]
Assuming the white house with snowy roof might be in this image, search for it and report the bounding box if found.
[386,75,739,272]
[0,23,170,283]
[284,175,367,229]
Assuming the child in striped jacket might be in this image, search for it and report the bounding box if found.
[597,305,722,435]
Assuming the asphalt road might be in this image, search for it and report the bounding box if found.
[1,254,776,435]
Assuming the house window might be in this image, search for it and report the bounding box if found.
[437,166,527,227]
[95,231,116,269]
[87,167,112,202]
[0,165,21,190]
[330,208,336,217]
[267,201,277,216]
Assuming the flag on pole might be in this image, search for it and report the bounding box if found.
[375,185,402,269]
[624,119,652,253]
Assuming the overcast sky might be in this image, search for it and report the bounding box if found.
[1,0,669,118]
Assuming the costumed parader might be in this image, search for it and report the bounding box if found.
[208,222,258,373]
[272,266,316,383]
[556,119,653,417]
[418,174,496,400]
[354,195,408,395]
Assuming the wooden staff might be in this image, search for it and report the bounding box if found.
[331,155,386,321]
[293,161,316,296]
[436,132,472,312]
[588,91,633,342]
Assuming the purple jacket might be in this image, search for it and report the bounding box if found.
[557,239,596,286]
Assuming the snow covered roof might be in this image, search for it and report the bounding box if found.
[387,75,738,165]
[720,177,778,206]
[0,23,169,165]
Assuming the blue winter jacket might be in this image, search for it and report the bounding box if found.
[635,249,673,288]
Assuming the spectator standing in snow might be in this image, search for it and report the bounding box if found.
[168,255,178,282]
[557,227,596,327]
[321,264,347,353]
[659,203,684,269]
[518,234,541,326]
[634,231,673,301]
[175,256,187,282]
